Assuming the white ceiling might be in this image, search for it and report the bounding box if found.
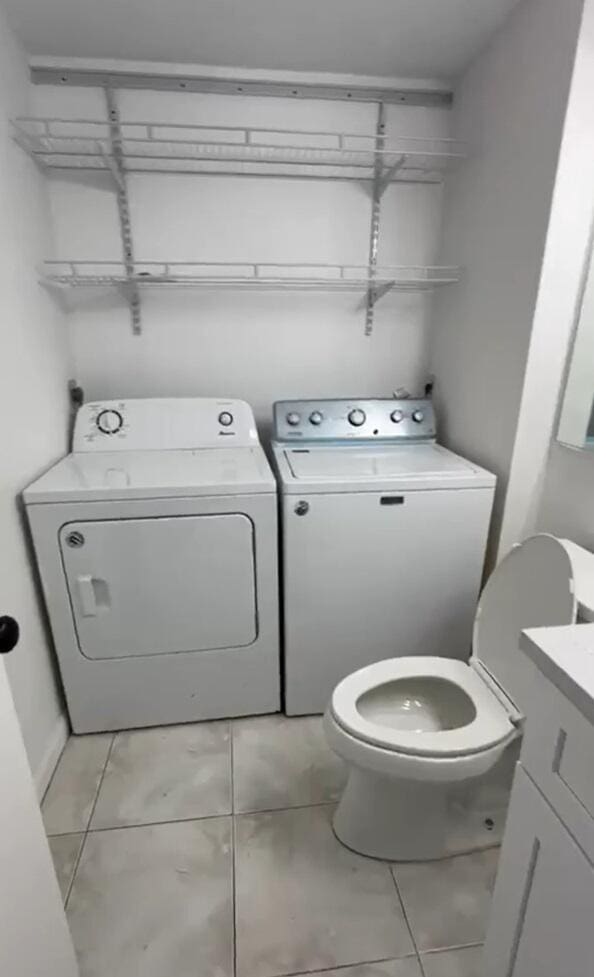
[4,0,521,80]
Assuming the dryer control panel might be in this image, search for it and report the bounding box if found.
[273,398,436,441]
[73,398,259,451]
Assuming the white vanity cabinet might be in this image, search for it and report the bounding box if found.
[483,765,594,977]
[483,623,594,977]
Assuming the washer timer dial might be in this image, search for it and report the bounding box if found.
[96,409,123,434]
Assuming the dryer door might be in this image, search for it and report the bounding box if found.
[59,514,257,659]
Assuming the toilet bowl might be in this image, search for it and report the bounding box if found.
[325,535,594,861]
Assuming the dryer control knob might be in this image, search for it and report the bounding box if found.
[286,412,301,426]
[96,409,123,434]
[412,410,425,423]
[218,411,234,427]
[309,411,324,426]
[348,408,366,427]
[390,409,404,423]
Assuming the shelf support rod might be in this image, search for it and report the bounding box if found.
[364,102,386,337]
[104,87,141,335]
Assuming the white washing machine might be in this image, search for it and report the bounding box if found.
[25,398,280,733]
[272,398,496,715]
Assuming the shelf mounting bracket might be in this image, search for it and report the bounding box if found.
[377,155,406,198]
[104,87,141,335]
[371,280,395,303]
[96,139,125,192]
[364,102,386,337]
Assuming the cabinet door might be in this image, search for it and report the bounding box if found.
[483,764,594,977]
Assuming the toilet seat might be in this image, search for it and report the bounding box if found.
[330,657,516,758]
[330,535,580,762]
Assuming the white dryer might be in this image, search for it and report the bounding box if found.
[25,398,280,733]
[272,398,496,715]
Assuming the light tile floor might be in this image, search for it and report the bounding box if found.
[42,716,497,977]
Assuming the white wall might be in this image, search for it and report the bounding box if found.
[531,0,594,550]
[429,0,584,564]
[32,83,452,431]
[0,6,71,792]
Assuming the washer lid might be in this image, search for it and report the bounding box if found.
[472,534,577,712]
[275,443,496,493]
[24,446,275,503]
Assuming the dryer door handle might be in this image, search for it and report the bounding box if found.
[76,575,98,617]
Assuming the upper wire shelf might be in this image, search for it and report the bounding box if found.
[14,118,465,184]
[42,260,461,293]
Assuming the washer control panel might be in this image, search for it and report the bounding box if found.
[73,398,258,451]
[273,399,436,441]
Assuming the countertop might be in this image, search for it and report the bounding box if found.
[521,622,594,724]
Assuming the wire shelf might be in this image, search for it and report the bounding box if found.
[15,118,465,184]
[42,260,461,293]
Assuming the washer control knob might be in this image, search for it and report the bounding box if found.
[348,408,366,427]
[96,409,123,434]
[309,411,324,426]
[412,410,425,423]
[218,411,234,427]
[286,412,301,427]
[390,409,404,423]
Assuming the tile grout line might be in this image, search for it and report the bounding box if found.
[64,733,116,909]
[236,799,337,818]
[230,722,238,977]
[262,951,421,977]
[389,864,426,977]
[40,734,69,807]
[421,940,485,956]
[46,798,338,839]
[83,809,231,833]
[48,799,339,844]
[62,832,86,911]
[86,733,116,832]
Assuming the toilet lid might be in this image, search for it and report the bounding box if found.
[472,534,577,713]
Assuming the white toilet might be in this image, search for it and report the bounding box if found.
[324,534,594,861]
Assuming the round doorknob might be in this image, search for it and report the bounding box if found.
[0,616,19,654]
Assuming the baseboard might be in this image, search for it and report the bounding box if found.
[34,711,69,801]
